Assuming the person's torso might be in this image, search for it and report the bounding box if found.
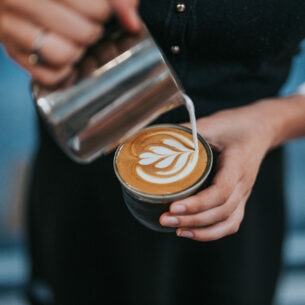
[139,0,305,119]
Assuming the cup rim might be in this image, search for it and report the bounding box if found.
[113,123,213,204]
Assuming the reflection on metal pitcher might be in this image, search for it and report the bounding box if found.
[32,20,185,163]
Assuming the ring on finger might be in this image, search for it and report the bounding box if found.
[28,30,46,65]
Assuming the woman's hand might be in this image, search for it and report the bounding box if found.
[0,0,140,87]
[160,99,277,242]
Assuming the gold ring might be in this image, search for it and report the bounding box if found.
[28,30,46,65]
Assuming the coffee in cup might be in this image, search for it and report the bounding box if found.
[114,124,213,232]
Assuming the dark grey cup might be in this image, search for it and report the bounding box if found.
[114,124,213,233]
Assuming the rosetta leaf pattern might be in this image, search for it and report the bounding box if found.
[138,140,192,172]
[136,134,198,184]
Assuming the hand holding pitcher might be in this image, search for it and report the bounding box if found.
[0,0,141,87]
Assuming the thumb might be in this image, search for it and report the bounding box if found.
[180,116,213,143]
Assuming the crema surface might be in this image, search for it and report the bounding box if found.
[115,126,208,195]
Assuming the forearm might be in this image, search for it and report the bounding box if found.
[249,94,305,150]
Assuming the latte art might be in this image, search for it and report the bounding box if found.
[115,125,209,195]
[137,131,199,184]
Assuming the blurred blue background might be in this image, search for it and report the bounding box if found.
[0,41,305,305]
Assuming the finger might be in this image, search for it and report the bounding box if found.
[5,42,74,87]
[169,149,243,215]
[176,200,247,242]
[160,185,251,229]
[111,0,141,32]
[59,0,112,22]
[2,13,84,67]
[4,0,102,45]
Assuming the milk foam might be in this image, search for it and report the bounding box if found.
[184,94,199,151]
[136,131,198,184]
[115,95,210,195]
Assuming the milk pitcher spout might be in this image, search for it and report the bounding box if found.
[32,20,185,163]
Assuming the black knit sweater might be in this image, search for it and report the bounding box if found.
[140,0,305,120]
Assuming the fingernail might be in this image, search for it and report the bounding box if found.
[171,204,186,214]
[177,230,194,239]
[162,216,179,226]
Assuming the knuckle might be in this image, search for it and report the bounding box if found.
[77,24,101,45]
[93,2,112,20]
[219,207,231,221]
[188,197,202,212]
[178,216,193,228]
[181,214,203,228]
[229,221,241,235]
[192,216,203,227]
[54,46,83,66]
[216,190,230,206]
[46,34,85,66]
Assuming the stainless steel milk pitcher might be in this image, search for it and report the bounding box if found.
[32,19,185,163]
